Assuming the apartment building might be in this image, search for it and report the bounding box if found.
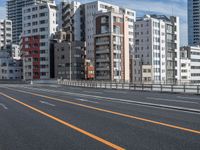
[7,0,54,44]
[188,0,200,45]
[12,44,21,60]
[94,9,135,81]
[0,51,23,80]
[54,41,85,80]
[85,1,135,63]
[50,31,85,80]
[133,15,180,84]
[21,2,57,80]
[57,1,85,42]
[180,46,200,84]
[0,20,12,52]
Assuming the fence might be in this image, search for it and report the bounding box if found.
[0,80,29,84]
[58,79,200,95]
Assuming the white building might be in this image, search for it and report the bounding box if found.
[21,2,57,80]
[12,44,21,60]
[133,15,180,84]
[0,20,12,51]
[180,46,200,84]
[57,1,84,42]
[85,1,135,63]
[0,51,22,80]
[7,0,54,44]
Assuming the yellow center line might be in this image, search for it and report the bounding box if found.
[0,92,125,150]
[5,88,200,135]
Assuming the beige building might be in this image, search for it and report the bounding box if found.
[94,10,133,82]
[142,65,152,84]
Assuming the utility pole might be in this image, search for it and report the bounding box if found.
[69,42,72,81]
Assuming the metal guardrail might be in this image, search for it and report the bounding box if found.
[0,80,29,84]
[58,80,200,95]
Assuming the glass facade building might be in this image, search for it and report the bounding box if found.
[188,0,200,45]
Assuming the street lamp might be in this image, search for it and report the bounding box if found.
[66,30,72,81]
[65,10,75,81]
[69,42,71,81]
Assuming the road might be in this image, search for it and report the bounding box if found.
[0,84,200,150]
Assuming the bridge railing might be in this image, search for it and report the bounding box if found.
[58,80,200,95]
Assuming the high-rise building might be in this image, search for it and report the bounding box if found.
[57,1,85,42]
[188,0,200,45]
[0,20,12,52]
[133,15,180,84]
[85,1,135,63]
[94,9,135,82]
[21,2,57,80]
[7,0,54,44]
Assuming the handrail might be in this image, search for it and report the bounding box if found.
[58,79,200,95]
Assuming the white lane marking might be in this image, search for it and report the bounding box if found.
[147,97,199,104]
[76,98,99,104]
[0,103,8,110]
[40,101,55,107]
[13,87,200,114]
[177,96,200,101]
[83,91,102,94]
[106,99,200,115]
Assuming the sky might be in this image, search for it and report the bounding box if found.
[0,0,188,45]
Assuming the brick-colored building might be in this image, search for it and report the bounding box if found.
[94,9,135,82]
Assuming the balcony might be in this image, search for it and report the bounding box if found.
[96,66,110,71]
[96,39,109,45]
[96,57,110,62]
[96,49,110,54]
[96,41,109,45]
[96,75,110,80]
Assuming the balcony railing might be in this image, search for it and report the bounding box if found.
[96,49,110,54]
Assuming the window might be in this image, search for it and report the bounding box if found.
[32,29,38,33]
[127,11,134,16]
[40,57,48,61]
[113,25,120,34]
[40,13,46,17]
[40,35,46,39]
[101,25,109,34]
[32,21,38,26]
[32,7,38,11]
[61,55,65,59]
[40,42,46,46]
[32,14,38,18]
[40,5,47,9]
[40,28,46,32]
[40,50,46,54]
[101,17,108,24]
[40,20,47,24]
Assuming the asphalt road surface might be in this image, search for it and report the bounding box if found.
[0,84,200,150]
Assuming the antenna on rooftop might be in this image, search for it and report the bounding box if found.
[171,5,174,16]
